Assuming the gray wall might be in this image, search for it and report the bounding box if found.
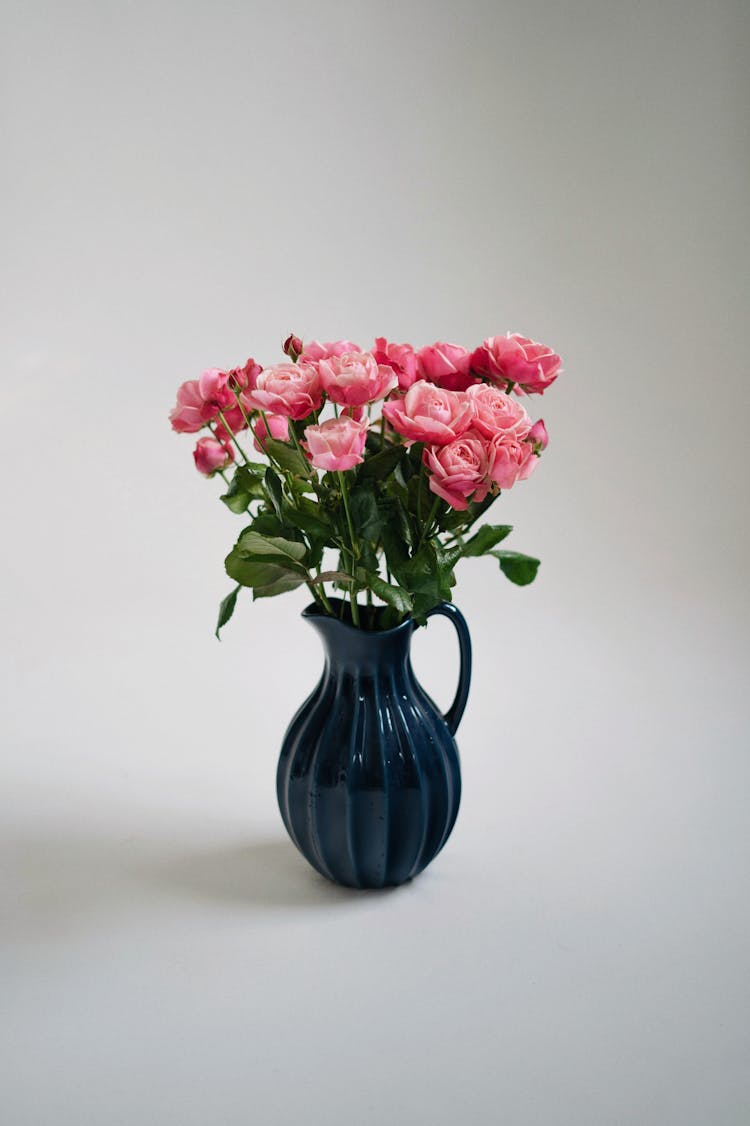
[2,2,748,1124]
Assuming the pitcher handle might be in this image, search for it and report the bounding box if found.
[425,602,472,735]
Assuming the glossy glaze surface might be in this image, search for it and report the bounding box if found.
[277,601,471,888]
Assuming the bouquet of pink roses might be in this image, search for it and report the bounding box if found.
[169,332,561,633]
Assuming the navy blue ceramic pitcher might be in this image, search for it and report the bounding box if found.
[277,600,471,889]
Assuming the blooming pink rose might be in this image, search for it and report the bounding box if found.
[299,340,362,363]
[417,342,476,391]
[527,418,549,452]
[302,416,369,472]
[170,380,211,433]
[371,338,419,391]
[381,380,474,445]
[470,334,561,394]
[198,368,236,409]
[253,413,289,452]
[487,436,538,489]
[193,436,234,476]
[423,431,492,510]
[241,362,322,420]
[467,383,532,440]
[318,351,398,407]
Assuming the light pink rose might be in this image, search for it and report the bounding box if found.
[470,334,561,394]
[372,338,419,390]
[169,369,238,432]
[527,418,549,452]
[467,383,532,440]
[299,339,362,363]
[381,380,474,445]
[318,351,398,407]
[487,436,538,489]
[417,342,476,391]
[193,436,234,476]
[241,362,322,420]
[302,416,369,472]
[423,430,492,510]
[253,413,289,452]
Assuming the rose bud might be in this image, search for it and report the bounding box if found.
[283,334,304,362]
[527,419,549,453]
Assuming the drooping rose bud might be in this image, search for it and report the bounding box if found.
[527,418,549,453]
[283,334,304,362]
[193,436,234,476]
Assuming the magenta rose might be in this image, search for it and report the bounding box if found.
[299,339,362,363]
[318,352,398,407]
[381,380,473,446]
[527,418,549,452]
[467,383,532,440]
[487,436,538,489]
[193,436,234,476]
[372,338,419,391]
[470,334,561,394]
[302,416,369,472]
[282,334,303,362]
[213,404,248,443]
[242,362,322,420]
[423,431,492,510]
[417,342,476,391]
[253,413,290,452]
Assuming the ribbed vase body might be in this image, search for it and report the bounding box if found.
[276,605,462,889]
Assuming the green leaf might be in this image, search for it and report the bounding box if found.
[366,574,413,613]
[215,585,241,638]
[251,572,310,599]
[282,497,331,540]
[492,550,540,586]
[225,549,306,590]
[349,487,383,541]
[264,437,311,477]
[462,524,514,557]
[235,530,308,568]
[263,468,284,517]
[220,466,265,513]
[358,444,405,480]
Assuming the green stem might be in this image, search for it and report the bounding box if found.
[337,470,360,627]
[217,409,250,464]
[420,496,441,548]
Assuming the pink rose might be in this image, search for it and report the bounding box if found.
[229,357,262,391]
[170,379,211,433]
[169,369,238,432]
[242,362,322,420]
[467,383,532,440]
[193,436,234,476]
[470,334,561,394]
[253,412,290,452]
[417,342,476,391]
[299,340,362,363]
[318,351,398,407]
[424,431,492,511]
[381,380,474,445]
[487,436,538,489]
[371,338,419,391]
[282,334,303,362]
[527,418,549,452]
[302,416,369,472]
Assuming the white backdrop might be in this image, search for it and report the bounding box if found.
[2,2,749,1123]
